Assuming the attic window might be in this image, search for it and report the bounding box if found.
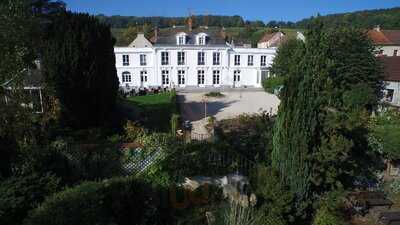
[199,36,205,45]
[196,33,208,45]
[176,33,187,45]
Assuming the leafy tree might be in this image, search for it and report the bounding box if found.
[271,21,384,219]
[0,0,41,179]
[370,108,400,174]
[42,12,119,128]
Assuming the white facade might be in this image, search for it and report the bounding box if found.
[115,42,276,91]
[378,46,400,57]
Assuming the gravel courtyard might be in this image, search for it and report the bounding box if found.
[177,91,281,135]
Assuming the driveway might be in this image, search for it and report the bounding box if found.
[177,91,280,135]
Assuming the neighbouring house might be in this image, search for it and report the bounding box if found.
[2,62,44,113]
[380,56,400,106]
[257,31,286,48]
[128,33,153,48]
[368,26,400,57]
[114,24,276,92]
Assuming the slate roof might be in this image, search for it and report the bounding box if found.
[368,30,400,45]
[152,27,228,47]
[380,56,400,82]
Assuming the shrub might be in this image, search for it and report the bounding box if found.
[312,191,346,225]
[124,120,145,142]
[390,179,400,194]
[312,207,345,225]
[213,202,263,225]
[0,173,60,225]
[205,92,225,98]
[262,76,284,94]
[25,177,171,225]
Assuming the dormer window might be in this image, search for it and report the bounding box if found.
[199,36,205,45]
[196,33,208,45]
[176,32,187,45]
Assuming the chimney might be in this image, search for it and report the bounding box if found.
[188,17,193,31]
[137,32,145,38]
[374,25,381,32]
[154,26,158,42]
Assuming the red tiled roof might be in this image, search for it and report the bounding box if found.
[368,30,400,45]
[382,30,400,45]
[379,56,400,82]
[368,30,393,45]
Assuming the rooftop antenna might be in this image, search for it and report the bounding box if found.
[204,10,209,28]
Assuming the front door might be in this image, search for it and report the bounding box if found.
[140,71,148,88]
[178,70,186,87]
[234,70,241,87]
[213,70,220,87]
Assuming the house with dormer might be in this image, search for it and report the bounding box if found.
[114,24,276,91]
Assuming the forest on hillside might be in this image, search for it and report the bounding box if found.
[98,7,400,30]
[296,7,400,29]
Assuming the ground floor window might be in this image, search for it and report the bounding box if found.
[234,70,241,82]
[198,70,205,85]
[385,89,394,102]
[213,70,220,85]
[122,71,131,83]
[140,71,147,83]
[178,70,185,85]
[162,70,169,85]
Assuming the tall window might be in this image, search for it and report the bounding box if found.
[122,72,131,83]
[198,52,205,65]
[161,52,169,65]
[122,55,130,66]
[140,54,146,66]
[140,71,147,83]
[234,55,240,66]
[213,52,220,65]
[234,70,241,82]
[261,55,267,67]
[162,70,169,85]
[213,70,220,85]
[178,70,185,85]
[178,52,185,65]
[248,55,254,66]
[395,50,398,56]
[198,70,205,85]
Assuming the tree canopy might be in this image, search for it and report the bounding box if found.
[271,21,384,219]
[42,12,119,128]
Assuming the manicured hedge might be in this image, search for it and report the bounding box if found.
[25,177,171,225]
[0,174,60,225]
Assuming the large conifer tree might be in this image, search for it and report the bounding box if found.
[42,12,119,128]
[271,21,384,216]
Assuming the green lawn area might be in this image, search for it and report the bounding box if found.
[125,92,178,132]
[127,92,172,106]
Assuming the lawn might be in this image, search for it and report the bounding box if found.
[128,93,172,106]
[125,92,178,132]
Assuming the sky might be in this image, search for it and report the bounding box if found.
[63,0,400,22]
